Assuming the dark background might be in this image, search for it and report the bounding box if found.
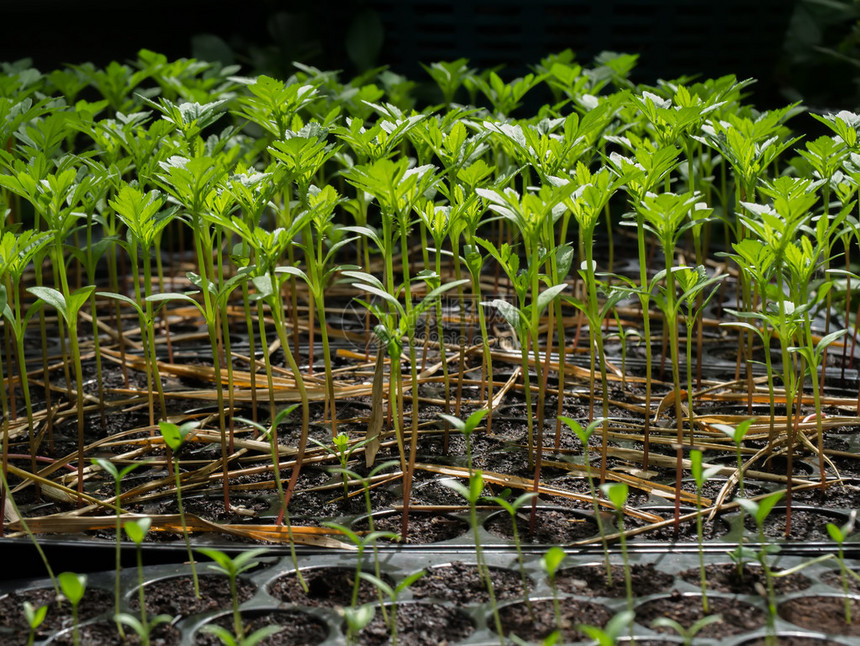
[1,0,859,110]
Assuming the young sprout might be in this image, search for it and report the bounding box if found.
[826,509,857,624]
[201,623,282,646]
[714,417,754,563]
[651,614,722,646]
[309,432,371,504]
[578,609,634,646]
[357,570,426,646]
[158,420,201,598]
[542,546,567,635]
[196,547,269,641]
[119,517,174,646]
[443,470,504,645]
[27,284,96,504]
[320,523,397,610]
[689,449,722,613]
[236,405,308,593]
[558,416,613,584]
[736,491,785,641]
[483,489,537,614]
[23,602,47,646]
[600,482,633,614]
[58,572,87,646]
[343,604,376,646]
[90,457,145,635]
[438,408,488,474]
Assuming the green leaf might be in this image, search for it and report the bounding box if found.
[27,286,67,321]
[396,569,426,594]
[535,283,568,315]
[65,285,96,318]
[827,522,845,544]
[343,603,375,631]
[200,623,238,646]
[713,419,753,446]
[242,624,283,646]
[91,456,118,480]
[484,298,524,333]
[146,291,204,314]
[23,602,47,629]
[816,328,847,358]
[158,420,198,451]
[438,413,466,433]
[542,546,566,578]
[358,571,394,599]
[123,518,152,545]
[96,290,144,316]
[58,572,87,606]
[600,482,628,511]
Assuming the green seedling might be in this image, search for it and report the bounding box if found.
[235,406,307,591]
[714,417,754,559]
[438,408,488,474]
[347,266,468,536]
[310,432,371,504]
[197,547,269,640]
[443,470,503,644]
[600,482,633,615]
[736,491,785,642]
[122,517,174,646]
[690,449,722,613]
[0,228,51,481]
[329,461,401,623]
[27,284,95,504]
[826,510,857,624]
[651,614,722,646]
[542,546,567,634]
[578,609,634,646]
[23,602,47,646]
[90,457,145,635]
[343,604,376,646]
[158,420,201,598]
[201,623,282,646]
[358,570,425,646]
[319,523,397,614]
[115,612,176,646]
[558,417,613,584]
[110,182,175,424]
[483,489,536,614]
[118,515,176,646]
[58,572,86,646]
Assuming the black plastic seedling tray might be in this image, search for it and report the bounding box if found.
[3,548,860,645]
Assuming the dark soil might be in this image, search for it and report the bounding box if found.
[268,566,394,608]
[355,603,475,646]
[636,592,766,637]
[679,563,811,595]
[194,609,328,646]
[790,481,860,508]
[555,563,674,597]
[779,596,860,637]
[627,509,730,541]
[494,597,613,643]
[409,561,532,604]
[0,586,112,643]
[128,574,256,617]
[48,620,181,645]
[353,511,469,544]
[744,508,855,541]
[739,637,851,646]
[485,508,599,544]
[820,568,860,594]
